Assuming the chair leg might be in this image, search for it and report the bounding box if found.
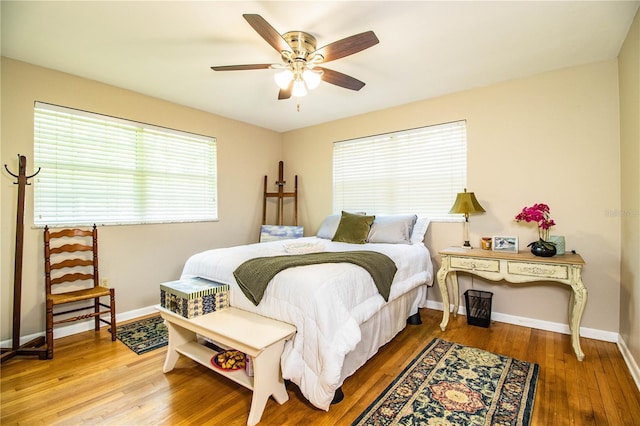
[94,298,101,331]
[109,289,117,341]
[46,299,54,359]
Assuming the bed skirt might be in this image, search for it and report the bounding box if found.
[338,284,428,388]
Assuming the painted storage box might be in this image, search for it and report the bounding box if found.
[160,277,229,318]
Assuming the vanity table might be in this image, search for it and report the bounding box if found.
[437,247,587,361]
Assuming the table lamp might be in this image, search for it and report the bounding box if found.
[449,188,486,248]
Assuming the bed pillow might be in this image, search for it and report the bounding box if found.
[316,214,341,239]
[367,214,417,244]
[332,211,375,244]
[410,215,431,244]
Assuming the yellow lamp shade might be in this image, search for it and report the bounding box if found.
[449,188,486,216]
[449,188,486,248]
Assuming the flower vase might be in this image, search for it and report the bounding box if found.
[528,239,557,257]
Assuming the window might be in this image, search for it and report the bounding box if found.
[333,120,467,221]
[34,102,217,226]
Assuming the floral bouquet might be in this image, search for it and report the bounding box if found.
[515,203,556,250]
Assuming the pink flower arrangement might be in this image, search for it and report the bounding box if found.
[515,203,556,241]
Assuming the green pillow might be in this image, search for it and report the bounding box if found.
[332,211,375,244]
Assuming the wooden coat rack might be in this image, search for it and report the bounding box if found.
[263,161,298,226]
[1,154,48,362]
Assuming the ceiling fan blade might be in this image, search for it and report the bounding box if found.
[312,31,379,63]
[211,64,272,71]
[317,67,366,91]
[243,14,292,54]
[278,82,293,100]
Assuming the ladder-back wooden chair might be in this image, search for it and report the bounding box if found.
[44,225,116,358]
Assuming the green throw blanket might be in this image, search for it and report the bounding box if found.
[233,251,398,305]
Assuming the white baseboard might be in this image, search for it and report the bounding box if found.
[424,300,619,342]
[617,335,640,392]
[0,305,159,348]
[7,302,620,347]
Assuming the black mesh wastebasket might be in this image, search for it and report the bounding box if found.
[464,290,493,328]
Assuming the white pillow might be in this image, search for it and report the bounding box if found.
[410,216,431,244]
[316,214,341,239]
[367,214,417,244]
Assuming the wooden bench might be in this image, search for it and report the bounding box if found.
[156,306,296,426]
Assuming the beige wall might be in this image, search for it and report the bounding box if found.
[0,54,629,348]
[1,58,283,339]
[619,10,640,370]
[283,60,622,333]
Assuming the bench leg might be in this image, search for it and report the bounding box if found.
[247,340,289,426]
[162,320,195,373]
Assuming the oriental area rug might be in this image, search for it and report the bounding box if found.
[115,315,168,355]
[352,338,539,426]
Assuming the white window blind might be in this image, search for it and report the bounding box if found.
[333,120,467,221]
[34,102,218,226]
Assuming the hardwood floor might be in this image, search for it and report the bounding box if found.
[2,308,639,425]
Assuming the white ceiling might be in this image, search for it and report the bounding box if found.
[2,1,638,133]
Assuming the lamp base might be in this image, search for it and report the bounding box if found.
[461,241,473,249]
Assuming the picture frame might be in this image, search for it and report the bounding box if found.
[492,236,519,253]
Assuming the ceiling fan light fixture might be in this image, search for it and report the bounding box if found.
[292,79,307,97]
[274,69,294,89]
[302,69,322,90]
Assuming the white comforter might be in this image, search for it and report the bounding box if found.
[181,237,433,410]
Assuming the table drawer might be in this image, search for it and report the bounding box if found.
[450,256,500,272]
[507,261,569,280]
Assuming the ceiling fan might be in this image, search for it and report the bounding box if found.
[211,14,379,100]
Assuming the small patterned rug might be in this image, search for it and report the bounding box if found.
[352,338,539,426]
[115,315,168,355]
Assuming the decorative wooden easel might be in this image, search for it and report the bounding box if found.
[1,155,48,362]
[262,161,298,226]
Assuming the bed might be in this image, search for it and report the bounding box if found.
[180,212,434,410]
